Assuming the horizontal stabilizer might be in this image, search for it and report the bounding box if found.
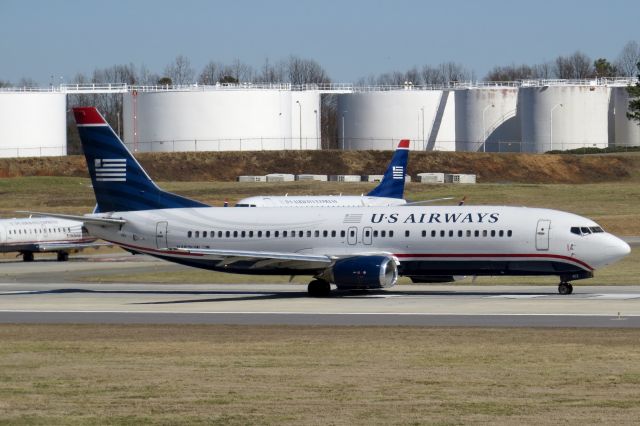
[17,211,126,226]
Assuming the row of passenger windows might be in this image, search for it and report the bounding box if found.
[420,229,512,238]
[187,229,396,239]
[570,226,604,236]
[186,228,513,239]
[8,227,71,235]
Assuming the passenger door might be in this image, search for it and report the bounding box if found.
[156,221,168,249]
[536,219,551,251]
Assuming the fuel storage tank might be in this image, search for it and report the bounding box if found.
[122,88,321,152]
[612,86,640,147]
[519,85,609,153]
[454,88,520,152]
[335,90,456,151]
[0,92,66,157]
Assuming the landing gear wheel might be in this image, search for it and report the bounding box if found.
[308,280,331,297]
[22,252,34,262]
[57,252,69,262]
[558,282,573,295]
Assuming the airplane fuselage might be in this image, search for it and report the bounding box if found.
[86,205,629,281]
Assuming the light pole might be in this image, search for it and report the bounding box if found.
[550,103,563,151]
[341,111,347,150]
[420,107,425,150]
[295,100,302,150]
[314,109,318,149]
[481,104,494,153]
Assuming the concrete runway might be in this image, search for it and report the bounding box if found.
[1,253,639,327]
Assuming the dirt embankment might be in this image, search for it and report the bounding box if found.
[0,151,637,184]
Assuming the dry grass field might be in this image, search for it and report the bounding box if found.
[1,325,640,425]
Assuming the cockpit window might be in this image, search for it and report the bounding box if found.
[580,227,591,234]
[570,227,581,235]
[590,226,604,233]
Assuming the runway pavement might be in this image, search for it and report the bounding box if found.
[1,252,639,327]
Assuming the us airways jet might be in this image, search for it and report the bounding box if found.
[235,140,410,207]
[29,107,630,296]
[0,216,100,261]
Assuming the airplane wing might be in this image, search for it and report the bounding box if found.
[17,211,126,226]
[36,241,113,252]
[171,247,334,270]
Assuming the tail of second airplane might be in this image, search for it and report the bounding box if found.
[73,107,208,212]
[366,139,410,198]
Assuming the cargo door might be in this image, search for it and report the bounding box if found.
[156,221,168,249]
[535,219,551,251]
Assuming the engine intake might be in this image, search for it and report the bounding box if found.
[330,255,398,289]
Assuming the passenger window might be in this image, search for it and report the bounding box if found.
[491,230,496,237]
[218,231,223,238]
[458,230,463,237]
[300,231,304,237]
[195,231,200,238]
[233,231,238,238]
[431,230,436,237]
[283,231,288,237]
[499,230,504,237]
[323,230,328,237]
[331,230,336,237]
[421,230,426,237]
[188,231,192,238]
[483,230,487,237]
[389,231,394,237]
[405,230,410,237]
[249,231,254,238]
[507,230,513,237]
[266,231,271,238]
[341,230,346,238]
[474,230,479,237]
[440,230,445,237]
[381,230,386,237]
[449,230,454,237]
[307,231,312,237]
[258,231,262,237]
[373,230,378,237]
[203,231,207,238]
[365,229,370,237]
[349,229,355,237]
[274,231,279,238]
[314,230,319,237]
[241,231,246,238]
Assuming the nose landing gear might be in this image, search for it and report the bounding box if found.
[558,282,573,295]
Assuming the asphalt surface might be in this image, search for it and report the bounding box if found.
[0,250,638,327]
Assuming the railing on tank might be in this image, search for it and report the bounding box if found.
[0,146,66,157]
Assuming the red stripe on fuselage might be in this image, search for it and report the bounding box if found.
[109,240,593,271]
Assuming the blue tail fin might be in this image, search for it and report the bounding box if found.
[73,107,208,212]
[366,139,410,198]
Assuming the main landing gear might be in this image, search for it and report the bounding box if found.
[558,282,573,295]
[308,279,331,297]
[21,252,34,262]
[56,251,69,262]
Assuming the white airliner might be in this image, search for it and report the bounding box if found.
[235,140,410,207]
[29,107,631,296]
[0,216,99,261]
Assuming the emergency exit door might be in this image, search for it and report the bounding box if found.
[536,219,551,251]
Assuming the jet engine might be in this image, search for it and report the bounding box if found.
[329,256,398,290]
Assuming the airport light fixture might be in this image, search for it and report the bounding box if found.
[296,100,302,149]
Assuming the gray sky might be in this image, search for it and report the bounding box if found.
[2,0,638,85]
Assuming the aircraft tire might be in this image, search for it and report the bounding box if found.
[22,252,34,262]
[308,280,331,297]
[57,252,69,262]
[558,282,573,295]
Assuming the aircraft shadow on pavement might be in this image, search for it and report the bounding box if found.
[0,287,560,304]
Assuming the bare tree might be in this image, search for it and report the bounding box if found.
[16,77,38,87]
[616,40,640,77]
[230,59,254,82]
[198,61,222,85]
[257,58,286,83]
[0,79,11,88]
[138,64,160,85]
[287,56,330,85]
[438,61,472,83]
[420,65,445,85]
[531,62,553,79]
[484,64,535,81]
[164,55,195,85]
[553,52,593,79]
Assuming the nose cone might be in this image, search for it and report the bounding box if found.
[602,236,631,266]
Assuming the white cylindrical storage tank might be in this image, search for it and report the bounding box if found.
[520,85,610,153]
[336,90,455,151]
[123,89,321,152]
[612,86,640,147]
[454,88,520,152]
[0,92,66,158]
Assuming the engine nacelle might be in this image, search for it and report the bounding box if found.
[330,256,398,290]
